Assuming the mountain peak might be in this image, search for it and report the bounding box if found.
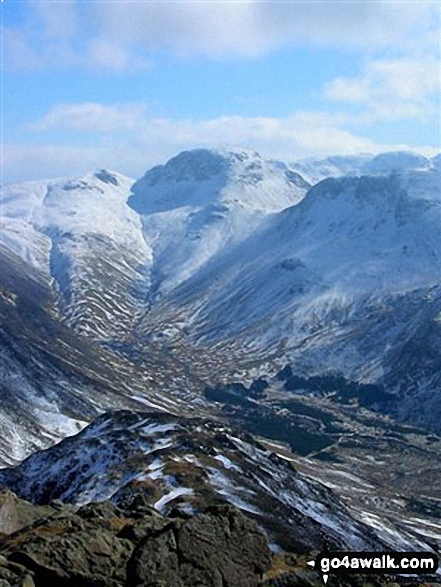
[129,148,309,215]
[135,147,264,187]
[364,151,431,174]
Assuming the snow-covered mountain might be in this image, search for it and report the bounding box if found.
[1,147,441,443]
[129,148,309,297]
[137,167,441,430]
[1,170,152,340]
[290,151,433,184]
[1,151,309,339]
[3,146,441,575]
[0,148,312,462]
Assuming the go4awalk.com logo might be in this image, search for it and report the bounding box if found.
[307,551,439,584]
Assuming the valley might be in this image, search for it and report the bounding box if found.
[0,148,440,584]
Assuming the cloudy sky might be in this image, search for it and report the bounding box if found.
[3,0,441,182]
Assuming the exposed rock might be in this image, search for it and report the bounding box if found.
[0,490,432,587]
[126,504,272,587]
[0,489,54,536]
[3,512,133,587]
[0,495,273,587]
[0,554,35,587]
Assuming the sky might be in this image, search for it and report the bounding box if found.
[2,0,441,183]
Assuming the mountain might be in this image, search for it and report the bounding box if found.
[1,147,441,582]
[2,150,441,437]
[0,409,435,554]
[1,151,310,339]
[129,148,309,298]
[137,167,441,431]
[290,151,433,184]
[289,153,373,184]
[0,150,312,463]
[1,170,152,341]
[129,148,309,215]
[0,242,200,467]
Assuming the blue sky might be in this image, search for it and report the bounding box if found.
[3,0,441,182]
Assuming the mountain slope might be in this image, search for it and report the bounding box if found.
[1,152,310,340]
[129,149,310,298]
[0,409,432,554]
[0,243,199,466]
[136,168,441,430]
[1,149,440,438]
[1,171,152,341]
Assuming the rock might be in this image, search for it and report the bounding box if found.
[112,480,162,516]
[0,554,35,587]
[117,514,169,542]
[77,501,124,521]
[4,512,133,587]
[126,504,271,587]
[0,489,54,535]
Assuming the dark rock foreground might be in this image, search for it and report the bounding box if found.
[0,489,436,587]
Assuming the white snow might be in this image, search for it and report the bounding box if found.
[214,454,241,471]
[130,396,168,412]
[154,487,194,513]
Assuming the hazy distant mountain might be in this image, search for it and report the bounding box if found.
[290,150,433,184]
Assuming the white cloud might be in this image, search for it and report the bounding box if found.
[33,0,79,40]
[30,103,148,132]
[86,39,149,72]
[93,0,436,56]
[6,104,437,183]
[5,0,439,70]
[324,57,441,122]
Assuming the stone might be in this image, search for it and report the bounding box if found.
[4,513,133,587]
[0,488,54,536]
[126,504,271,587]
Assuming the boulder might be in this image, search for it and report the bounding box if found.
[126,504,271,587]
[4,512,133,587]
[0,489,54,536]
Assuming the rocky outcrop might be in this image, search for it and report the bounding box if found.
[126,504,271,587]
[0,489,54,536]
[0,489,435,586]
[0,493,273,587]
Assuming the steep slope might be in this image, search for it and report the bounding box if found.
[0,244,196,466]
[129,148,310,297]
[1,171,152,341]
[0,410,431,554]
[137,169,441,430]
